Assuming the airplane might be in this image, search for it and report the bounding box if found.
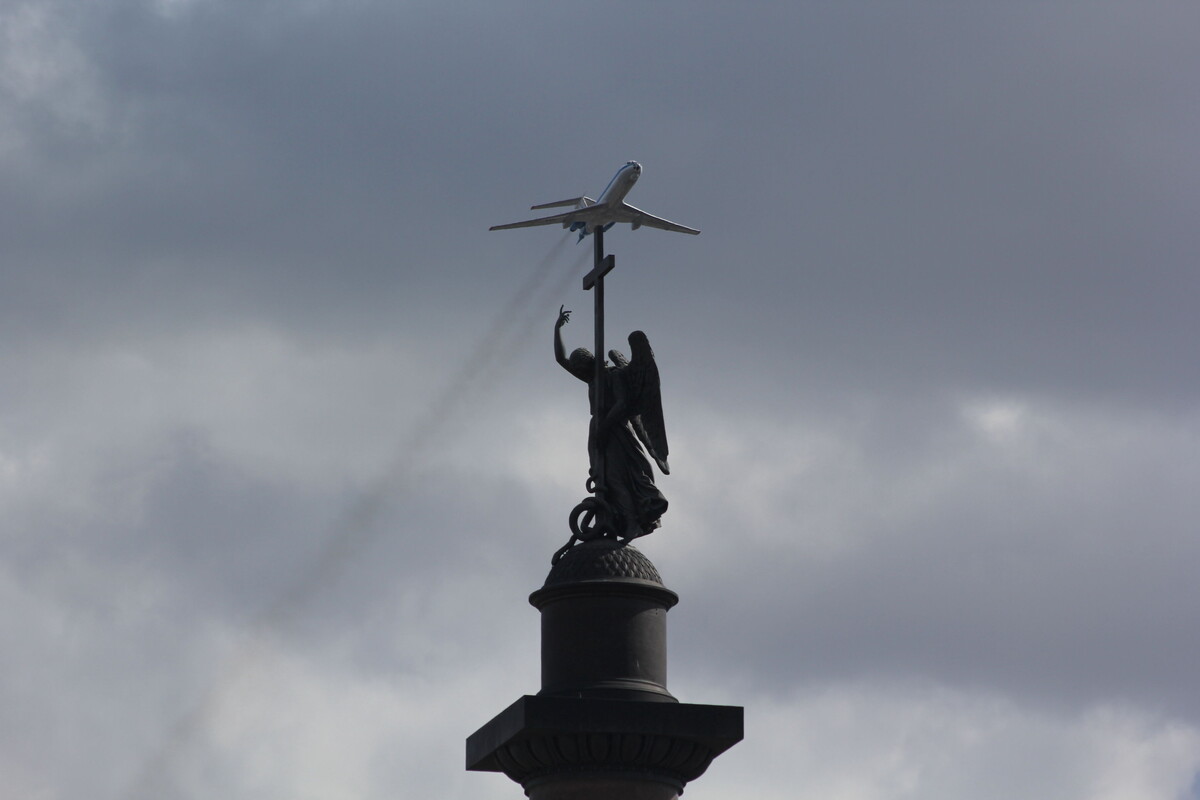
[489,161,700,241]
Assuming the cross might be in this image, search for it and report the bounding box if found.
[583,227,615,504]
[583,252,615,291]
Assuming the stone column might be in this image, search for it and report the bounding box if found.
[467,540,742,799]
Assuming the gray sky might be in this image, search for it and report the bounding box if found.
[2,1,1198,798]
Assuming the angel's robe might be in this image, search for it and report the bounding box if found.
[587,365,668,539]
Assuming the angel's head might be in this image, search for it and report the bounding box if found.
[567,348,594,381]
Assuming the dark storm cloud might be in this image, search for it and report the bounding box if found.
[671,5,1200,406]
[7,1,1194,402]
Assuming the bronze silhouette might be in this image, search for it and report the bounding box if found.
[555,306,668,544]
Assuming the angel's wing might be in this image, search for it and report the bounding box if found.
[626,331,669,474]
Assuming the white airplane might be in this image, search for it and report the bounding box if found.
[490,161,700,241]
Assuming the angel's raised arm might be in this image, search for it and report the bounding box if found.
[554,306,572,372]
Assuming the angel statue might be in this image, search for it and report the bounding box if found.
[554,306,669,545]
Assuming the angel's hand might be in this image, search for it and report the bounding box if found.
[556,305,572,328]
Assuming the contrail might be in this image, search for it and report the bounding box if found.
[118,234,590,799]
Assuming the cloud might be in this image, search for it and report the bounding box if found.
[1,1,1197,798]
[677,681,1200,800]
[656,396,1200,722]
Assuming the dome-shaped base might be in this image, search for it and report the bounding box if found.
[543,539,667,588]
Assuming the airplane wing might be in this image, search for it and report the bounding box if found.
[616,202,700,235]
[489,200,700,235]
[489,203,610,232]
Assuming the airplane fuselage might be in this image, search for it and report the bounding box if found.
[572,161,642,237]
[597,161,641,205]
[489,160,699,239]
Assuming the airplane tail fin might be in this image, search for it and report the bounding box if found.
[532,196,595,210]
